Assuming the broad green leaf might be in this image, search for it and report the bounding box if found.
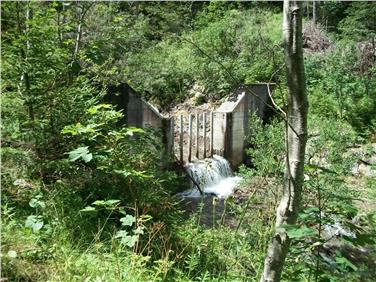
[120,215,135,226]
[87,104,113,115]
[104,199,121,206]
[134,226,144,235]
[115,230,128,238]
[92,199,120,207]
[281,225,316,239]
[29,198,46,209]
[68,146,93,163]
[80,206,96,212]
[121,235,138,248]
[87,107,98,115]
[25,215,44,233]
[61,126,78,135]
[92,200,105,206]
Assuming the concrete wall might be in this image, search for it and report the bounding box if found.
[106,83,274,167]
[127,90,143,127]
[212,112,227,156]
[106,84,165,128]
[106,84,174,158]
[214,91,247,167]
[245,83,274,119]
[141,97,163,128]
[228,95,247,167]
[213,83,274,168]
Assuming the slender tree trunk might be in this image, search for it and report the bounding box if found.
[305,1,310,19]
[312,1,317,25]
[57,5,63,46]
[25,6,34,121]
[260,1,308,281]
[16,2,34,121]
[73,19,82,60]
[73,3,93,60]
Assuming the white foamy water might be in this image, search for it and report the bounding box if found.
[178,155,241,199]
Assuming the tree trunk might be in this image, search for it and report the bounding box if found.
[73,13,83,60]
[260,1,308,281]
[305,1,310,19]
[16,2,34,122]
[73,3,93,60]
[25,5,34,121]
[312,1,317,25]
[57,5,63,46]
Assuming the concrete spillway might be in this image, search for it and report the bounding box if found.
[178,155,241,199]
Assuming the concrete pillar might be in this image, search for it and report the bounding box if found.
[188,114,193,162]
[196,112,199,159]
[179,115,183,163]
[210,111,214,157]
[203,112,207,158]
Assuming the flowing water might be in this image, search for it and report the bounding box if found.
[177,155,241,226]
[178,155,241,199]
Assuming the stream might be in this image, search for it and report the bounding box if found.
[177,155,242,226]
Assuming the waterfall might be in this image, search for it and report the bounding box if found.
[178,155,241,199]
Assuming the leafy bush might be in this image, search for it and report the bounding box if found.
[305,40,376,134]
[244,114,285,176]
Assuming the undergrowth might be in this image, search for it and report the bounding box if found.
[2,113,376,281]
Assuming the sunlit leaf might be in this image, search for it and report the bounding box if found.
[134,226,144,235]
[115,230,128,238]
[114,170,131,178]
[80,206,96,212]
[281,224,316,239]
[92,199,120,208]
[120,215,135,226]
[25,215,44,233]
[68,146,93,163]
[121,235,139,248]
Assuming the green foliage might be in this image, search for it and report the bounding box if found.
[282,224,317,239]
[307,115,358,174]
[281,116,376,281]
[240,111,375,281]
[339,2,376,41]
[244,114,285,176]
[121,8,283,108]
[25,215,44,233]
[305,43,376,134]
[68,146,93,163]
[2,1,376,281]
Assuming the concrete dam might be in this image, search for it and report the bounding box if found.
[107,83,274,198]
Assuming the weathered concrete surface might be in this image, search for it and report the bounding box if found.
[107,83,274,167]
[106,84,166,128]
[244,83,274,120]
[141,97,164,128]
[214,83,274,167]
[106,84,174,157]
[229,94,247,167]
[212,112,227,157]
